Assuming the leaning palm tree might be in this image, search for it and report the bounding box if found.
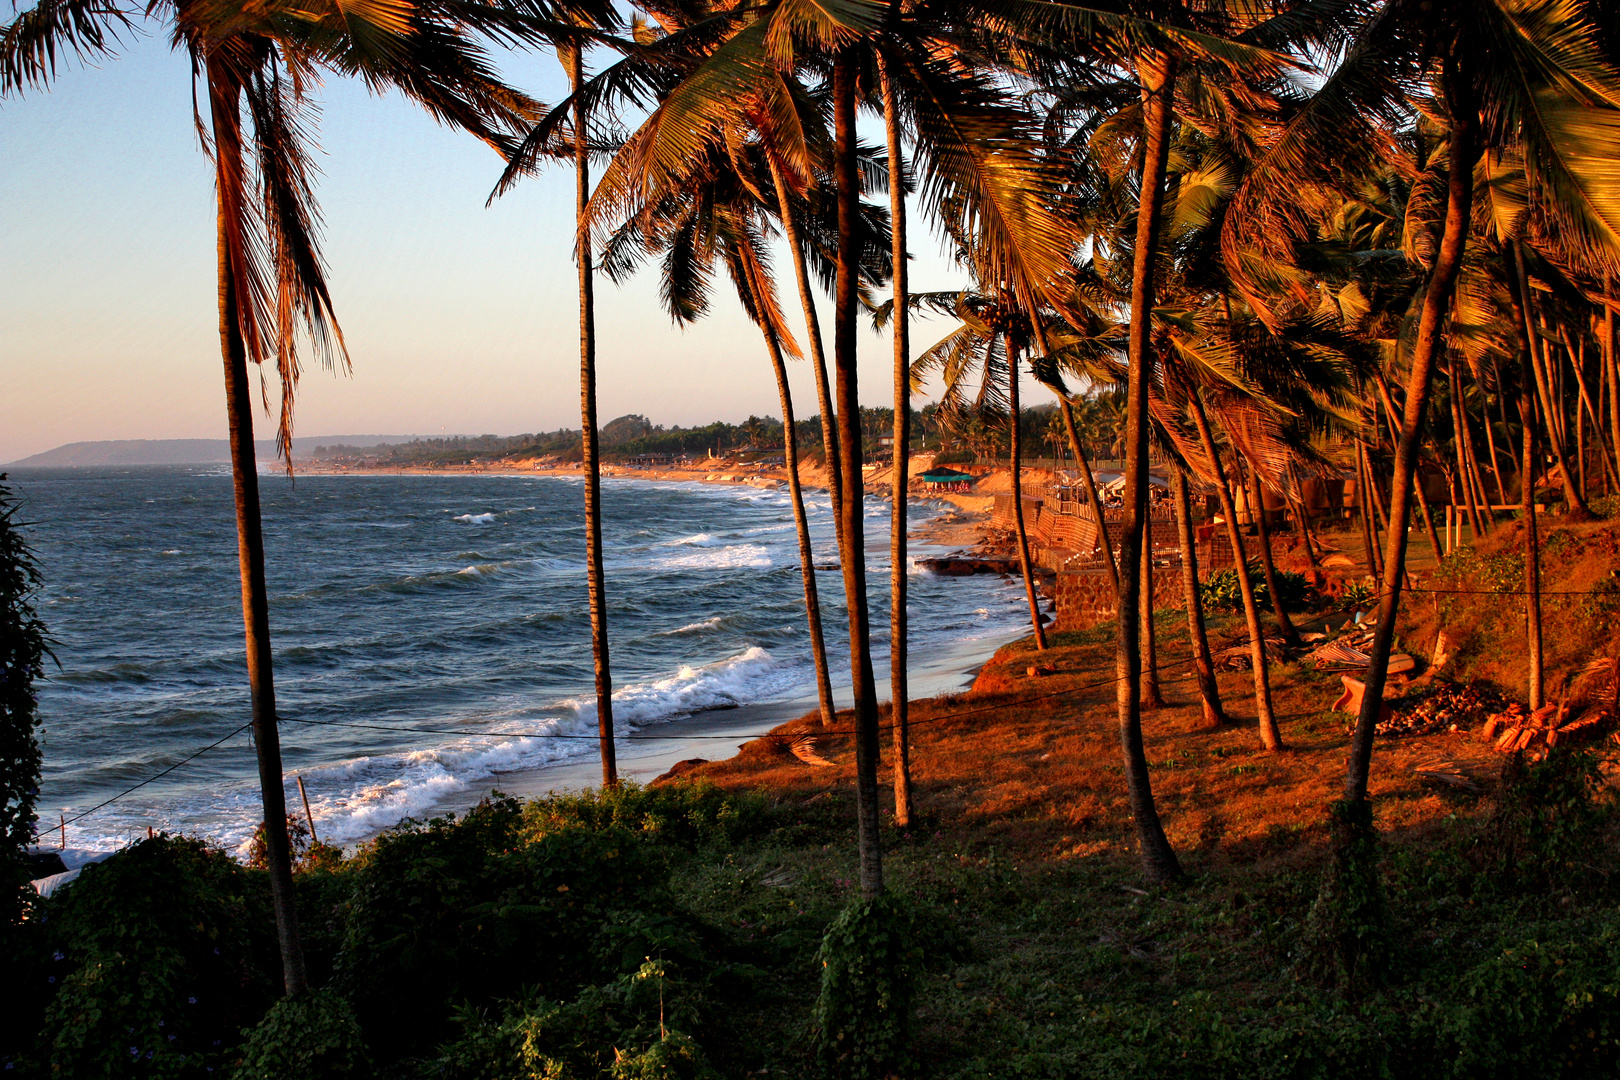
[3,0,554,994]
[592,133,849,733]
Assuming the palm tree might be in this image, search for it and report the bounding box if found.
[1224,0,1620,806]
[3,0,549,994]
[591,131,847,732]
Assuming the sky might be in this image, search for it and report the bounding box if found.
[0,26,1065,464]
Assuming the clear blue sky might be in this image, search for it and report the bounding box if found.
[0,27,1059,463]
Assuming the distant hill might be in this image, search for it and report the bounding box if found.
[5,436,423,468]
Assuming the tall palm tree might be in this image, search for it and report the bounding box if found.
[3,0,549,994]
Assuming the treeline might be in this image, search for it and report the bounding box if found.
[308,400,1130,466]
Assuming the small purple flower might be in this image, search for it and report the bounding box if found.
[51,951,64,962]
[129,1047,139,1058]
[46,976,54,984]
[188,996,197,1005]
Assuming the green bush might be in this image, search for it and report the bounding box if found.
[234,988,368,1079]
[522,780,765,849]
[1481,747,1612,889]
[1,474,49,852]
[38,835,279,1077]
[814,893,921,1080]
[1198,561,1318,614]
[932,449,976,465]
[336,797,668,1063]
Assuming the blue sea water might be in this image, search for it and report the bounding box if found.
[8,467,1027,853]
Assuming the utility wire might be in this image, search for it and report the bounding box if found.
[57,722,252,829]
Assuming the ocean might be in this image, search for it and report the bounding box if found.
[9,466,1028,855]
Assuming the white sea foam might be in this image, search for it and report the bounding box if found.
[565,646,786,726]
[454,512,497,524]
[653,544,772,570]
[661,616,725,636]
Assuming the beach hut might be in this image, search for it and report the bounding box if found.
[918,468,975,493]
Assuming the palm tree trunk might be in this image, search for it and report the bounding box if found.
[1355,441,1383,579]
[1117,50,1181,883]
[1139,523,1164,708]
[763,330,837,729]
[1242,457,1300,648]
[1524,289,1589,516]
[1192,392,1281,750]
[1483,359,1509,504]
[833,51,882,899]
[1522,352,1544,710]
[1450,364,1484,541]
[1059,399,1119,589]
[879,51,912,825]
[1345,93,1476,804]
[1008,342,1048,651]
[210,74,305,997]
[571,47,615,787]
[1565,331,1620,493]
[1173,470,1226,726]
[765,151,846,549]
[1607,302,1620,490]
[1373,370,1444,561]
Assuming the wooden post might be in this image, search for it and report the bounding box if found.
[60,813,66,850]
[296,775,319,846]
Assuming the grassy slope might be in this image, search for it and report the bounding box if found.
[656,517,1620,1076]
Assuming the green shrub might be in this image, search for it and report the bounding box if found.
[234,988,368,1079]
[1199,561,1318,614]
[1481,747,1612,889]
[337,798,668,1063]
[932,449,976,465]
[814,893,921,1080]
[1432,931,1620,1079]
[0,475,48,855]
[522,780,765,849]
[39,834,279,1077]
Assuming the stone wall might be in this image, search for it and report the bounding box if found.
[1050,566,1186,632]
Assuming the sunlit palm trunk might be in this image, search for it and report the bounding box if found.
[1191,392,1280,750]
[1117,50,1179,884]
[1607,304,1620,489]
[1242,458,1299,648]
[1525,302,1589,516]
[765,153,846,552]
[572,47,615,786]
[1522,361,1545,710]
[763,331,837,727]
[834,52,882,898]
[210,73,305,997]
[1139,532,1163,708]
[1373,371,1445,565]
[879,53,912,825]
[1511,247,1546,710]
[1008,343,1048,651]
[1345,92,1476,804]
[1059,399,1118,589]
[1173,470,1226,726]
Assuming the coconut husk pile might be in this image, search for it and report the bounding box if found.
[1376,681,1510,738]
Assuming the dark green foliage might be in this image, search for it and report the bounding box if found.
[522,780,765,848]
[814,893,921,1079]
[1198,561,1318,614]
[1481,748,1612,889]
[931,449,976,465]
[37,835,279,1077]
[335,796,669,1063]
[1301,798,1390,993]
[1432,932,1620,1079]
[234,988,369,1079]
[0,476,48,853]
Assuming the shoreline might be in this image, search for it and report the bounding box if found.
[443,625,1019,809]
